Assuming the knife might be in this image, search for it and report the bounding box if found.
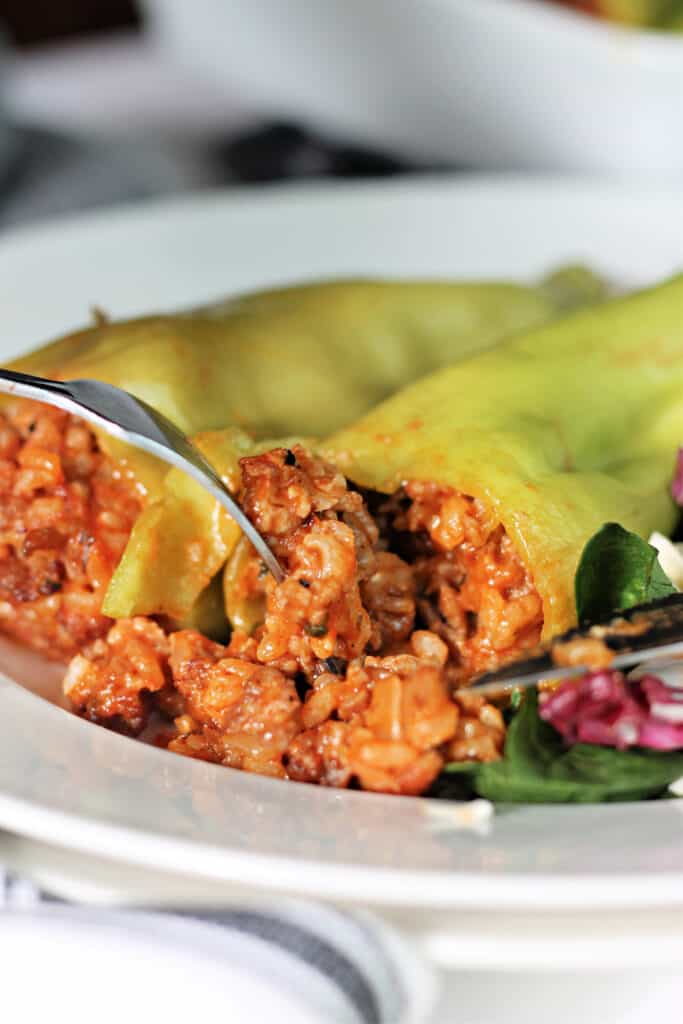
[468,592,683,696]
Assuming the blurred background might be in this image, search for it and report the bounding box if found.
[2,0,683,231]
[0,0,413,231]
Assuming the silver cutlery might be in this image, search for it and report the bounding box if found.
[468,593,683,695]
[0,369,285,582]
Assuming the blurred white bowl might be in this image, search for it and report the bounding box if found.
[142,0,683,175]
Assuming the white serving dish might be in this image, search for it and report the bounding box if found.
[141,0,683,175]
[3,177,683,971]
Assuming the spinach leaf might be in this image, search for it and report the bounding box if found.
[441,690,683,804]
[574,522,676,625]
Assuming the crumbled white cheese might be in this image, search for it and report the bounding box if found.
[650,702,683,723]
[648,532,683,590]
[424,798,494,835]
[616,721,639,746]
[669,776,683,797]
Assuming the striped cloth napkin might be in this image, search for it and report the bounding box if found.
[0,866,436,1023]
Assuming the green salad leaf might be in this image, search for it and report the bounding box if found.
[440,690,683,804]
[574,522,676,625]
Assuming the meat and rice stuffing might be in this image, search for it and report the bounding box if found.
[32,429,538,794]
[0,399,143,660]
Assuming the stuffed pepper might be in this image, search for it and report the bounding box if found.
[26,273,683,796]
[0,269,600,658]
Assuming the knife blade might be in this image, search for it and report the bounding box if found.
[468,592,683,696]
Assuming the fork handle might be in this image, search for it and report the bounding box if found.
[0,369,71,398]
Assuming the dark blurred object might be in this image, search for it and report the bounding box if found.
[1,1,140,47]
[216,123,409,184]
[546,0,597,12]
[0,125,216,229]
[0,121,415,230]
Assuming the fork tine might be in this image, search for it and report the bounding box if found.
[0,369,285,582]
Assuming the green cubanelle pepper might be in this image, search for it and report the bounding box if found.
[17,268,599,628]
[102,429,252,635]
[11,268,605,447]
[323,273,683,641]
[103,429,307,635]
[115,273,681,644]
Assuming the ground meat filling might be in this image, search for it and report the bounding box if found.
[63,617,170,733]
[167,628,302,777]
[392,481,543,679]
[240,446,377,676]
[0,399,143,659]
[63,442,538,793]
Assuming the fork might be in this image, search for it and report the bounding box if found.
[0,369,285,582]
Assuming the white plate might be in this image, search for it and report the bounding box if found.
[2,178,683,934]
